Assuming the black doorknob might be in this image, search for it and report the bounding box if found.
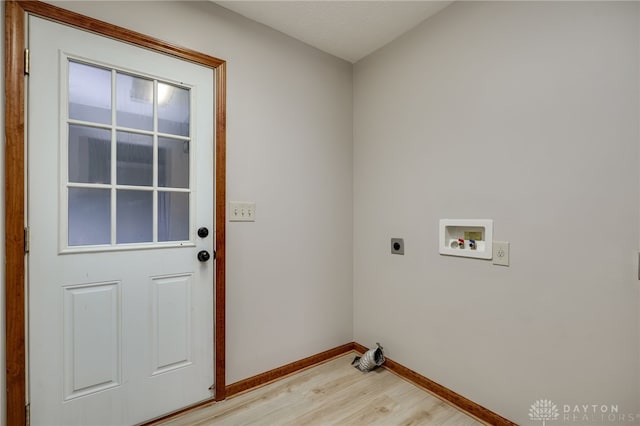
[197,250,210,262]
[197,227,209,238]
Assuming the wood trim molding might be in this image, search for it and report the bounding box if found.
[17,1,224,68]
[353,343,517,426]
[4,1,27,425]
[225,343,355,398]
[4,0,227,422]
[214,60,227,402]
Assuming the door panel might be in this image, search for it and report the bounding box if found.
[28,16,214,425]
[151,274,193,374]
[63,282,121,400]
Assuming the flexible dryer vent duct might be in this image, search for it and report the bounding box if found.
[352,343,385,372]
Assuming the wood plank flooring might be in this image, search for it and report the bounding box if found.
[158,354,485,426]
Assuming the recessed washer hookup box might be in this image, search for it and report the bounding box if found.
[439,219,493,260]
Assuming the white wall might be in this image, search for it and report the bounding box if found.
[7,0,353,397]
[354,2,639,424]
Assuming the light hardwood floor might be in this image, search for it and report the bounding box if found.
[158,354,485,426]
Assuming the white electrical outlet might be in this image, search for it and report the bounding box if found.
[229,201,256,222]
[492,241,509,266]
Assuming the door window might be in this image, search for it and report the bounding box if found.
[65,60,192,249]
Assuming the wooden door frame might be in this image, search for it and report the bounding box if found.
[4,1,227,424]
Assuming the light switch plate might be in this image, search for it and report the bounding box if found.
[492,241,509,266]
[229,201,256,222]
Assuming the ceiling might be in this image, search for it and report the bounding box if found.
[213,1,453,63]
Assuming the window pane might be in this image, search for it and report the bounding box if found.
[69,61,111,125]
[158,137,189,188]
[117,190,152,244]
[69,188,111,246]
[116,73,153,131]
[117,131,153,186]
[158,83,190,136]
[69,125,111,184]
[158,192,189,242]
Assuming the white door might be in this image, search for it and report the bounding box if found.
[27,16,215,425]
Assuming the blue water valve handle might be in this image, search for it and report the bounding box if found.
[469,239,476,250]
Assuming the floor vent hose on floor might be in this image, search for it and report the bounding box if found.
[352,343,385,372]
